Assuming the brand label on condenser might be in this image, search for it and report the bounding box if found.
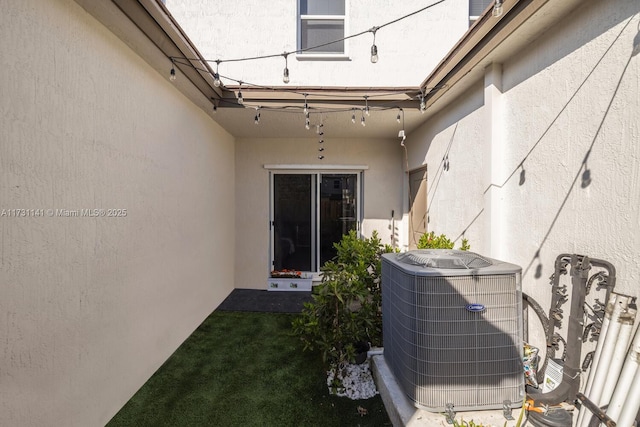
[465,303,486,313]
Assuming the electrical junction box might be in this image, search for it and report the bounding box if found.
[542,358,564,393]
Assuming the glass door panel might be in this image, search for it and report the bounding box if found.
[273,174,314,272]
[319,174,357,266]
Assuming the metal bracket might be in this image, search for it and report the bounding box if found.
[444,403,456,424]
[503,400,515,420]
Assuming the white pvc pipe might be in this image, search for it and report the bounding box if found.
[617,364,640,427]
[577,293,618,427]
[601,306,636,405]
[577,295,628,427]
[607,323,640,422]
[583,294,617,396]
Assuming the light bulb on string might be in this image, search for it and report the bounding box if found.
[492,0,503,17]
[303,94,308,115]
[170,63,176,82]
[254,107,261,125]
[282,54,290,84]
[370,27,379,63]
[396,109,402,123]
[318,155,325,160]
[213,60,221,87]
[419,95,426,114]
[364,96,370,116]
[305,117,310,130]
[237,82,244,105]
[360,110,366,127]
[318,147,325,152]
[351,110,356,124]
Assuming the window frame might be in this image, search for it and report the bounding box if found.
[296,0,350,60]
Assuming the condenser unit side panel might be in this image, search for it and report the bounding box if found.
[382,260,418,399]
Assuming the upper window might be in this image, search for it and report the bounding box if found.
[469,0,492,22]
[298,0,346,55]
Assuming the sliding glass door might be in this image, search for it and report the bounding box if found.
[271,172,359,273]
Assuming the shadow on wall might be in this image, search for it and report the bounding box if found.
[502,0,638,92]
[451,14,638,278]
[408,80,484,173]
[521,15,639,278]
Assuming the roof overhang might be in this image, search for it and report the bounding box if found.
[76,0,586,139]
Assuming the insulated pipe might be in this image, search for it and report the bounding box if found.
[577,295,629,427]
[577,294,618,427]
[607,322,640,422]
[617,365,640,427]
[600,307,636,406]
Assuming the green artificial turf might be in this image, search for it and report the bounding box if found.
[107,311,391,427]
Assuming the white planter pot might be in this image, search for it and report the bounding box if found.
[267,277,313,291]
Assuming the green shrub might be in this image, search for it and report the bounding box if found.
[292,230,394,366]
[417,231,470,251]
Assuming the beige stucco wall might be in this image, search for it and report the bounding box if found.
[165,0,469,87]
[406,0,639,350]
[235,137,402,288]
[0,1,235,426]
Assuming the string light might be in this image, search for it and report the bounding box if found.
[168,0,448,91]
[351,110,356,124]
[360,109,366,127]
[254,107,261,124]
[282,54,290,84]
[492,0,503,17]
[364,96,370,116]
[170,62,176,82]
[396,108,402,123]
[370,27,379,63]
[419,95,426,113]
[305,116,310,130]
[213,60,221,87]
[303,94,309,115]
[237,82,244,105]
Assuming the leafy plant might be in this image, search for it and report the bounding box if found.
[417,231,470,251]
[292,230,394,367]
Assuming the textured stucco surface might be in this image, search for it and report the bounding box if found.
[0,1,235,426]
[406,0,639,349]
[235,137,403,288]
[165,0,469,87]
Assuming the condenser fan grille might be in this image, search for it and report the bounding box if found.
[396,250,492,269]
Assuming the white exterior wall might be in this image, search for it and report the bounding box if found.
[235,137,402,288]
[0,1,235,426]
[407,0,639,349]
[165,0,469,87]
